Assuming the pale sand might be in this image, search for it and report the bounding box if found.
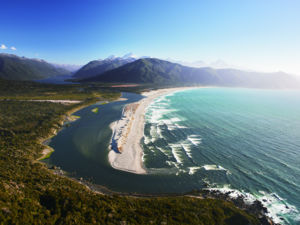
[108,87,197,174]
[27,100,82,104]
[37,146,54,160]
[116,97,128,101]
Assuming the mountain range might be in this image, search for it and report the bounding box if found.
[80,58,300,89]
[1,53,299,89]
[0,54,71,80]
[72,54,138,79]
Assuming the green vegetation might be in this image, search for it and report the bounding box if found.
[0,79,261,224]
[0,53,70,80]
[38,147,55,160]
[69,115,80,121]
[82,58,300,89]
[91,107,99,113]
[0,78,119,100]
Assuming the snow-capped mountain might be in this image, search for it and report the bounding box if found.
[73,53,139,79]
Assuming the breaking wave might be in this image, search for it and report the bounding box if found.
[142,88,300,224]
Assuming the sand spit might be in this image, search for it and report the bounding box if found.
[28,100,82,104]
[108,87,196,174]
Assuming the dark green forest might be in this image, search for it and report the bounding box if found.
[73,57,136,79]
[0,54,70,80]
[0,79,262,224]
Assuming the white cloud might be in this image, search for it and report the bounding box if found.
[0,44,7,49]
[10,46,17,51]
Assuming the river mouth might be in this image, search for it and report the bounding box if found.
[45,88,300,224]
[45,92,207,194]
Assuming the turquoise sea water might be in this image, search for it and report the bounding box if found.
[143,88,300,224]
[47,88,300,224]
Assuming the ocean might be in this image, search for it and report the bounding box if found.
[47,88,300,224]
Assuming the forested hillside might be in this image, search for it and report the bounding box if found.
[0,54,70,80]
[0,79,262,224]
[83,58,300,89]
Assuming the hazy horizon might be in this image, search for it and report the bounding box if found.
[2,51,300,77]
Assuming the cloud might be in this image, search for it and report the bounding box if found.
[10,46,17,51]
[0,44,7,49]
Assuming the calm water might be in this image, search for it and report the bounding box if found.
[47,88,300,224]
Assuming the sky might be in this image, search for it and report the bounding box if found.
[0,0,300,75]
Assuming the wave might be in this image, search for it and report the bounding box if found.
[149,124,158,142]
[181,143,193,158]
[156,146,171,158]
[186,165,230,175]
[166,124,177,131]
[156,125,164,139]
[143,134,151,145]
[202,164,227,171]
[169,144,184,164]
[166,160,179,168]
[207,185,300,225]
[142,88,300,224]
[188,166,202,175]
[161,163,230,176]
[187,135,202,146]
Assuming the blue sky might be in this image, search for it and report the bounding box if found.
[0,0,299,74]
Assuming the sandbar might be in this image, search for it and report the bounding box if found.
[108,87,196,174]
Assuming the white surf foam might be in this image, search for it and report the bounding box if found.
[181,143,193,158]
[156,146,170,158]
[166,160,180,169]
[170,117,182,122]
[149,124,158,142]
[141,152,145,162]
[187,135,202,146]
[156,125,164,138]
[207,185,300,225]
[143,134,151,145]
[202,164,227,171]
[256,191,300,224]
[188,166,202,175]
[169,144,184,164]
[166,124,177,131]
[176,125,188,129]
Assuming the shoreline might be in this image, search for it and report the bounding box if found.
[35,90,276,225]
[108,87,197,174]
[37,95,124,161]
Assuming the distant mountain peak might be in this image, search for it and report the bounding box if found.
[122,53,138,59]
[73,54,138,79]
[105,55,118,60]
[104,53,139,61]
[32,58,46,63]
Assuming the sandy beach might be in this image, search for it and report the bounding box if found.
[108,87,195,174]
[26,99,82,104]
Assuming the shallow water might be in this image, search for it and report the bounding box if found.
[47,88,300,224]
